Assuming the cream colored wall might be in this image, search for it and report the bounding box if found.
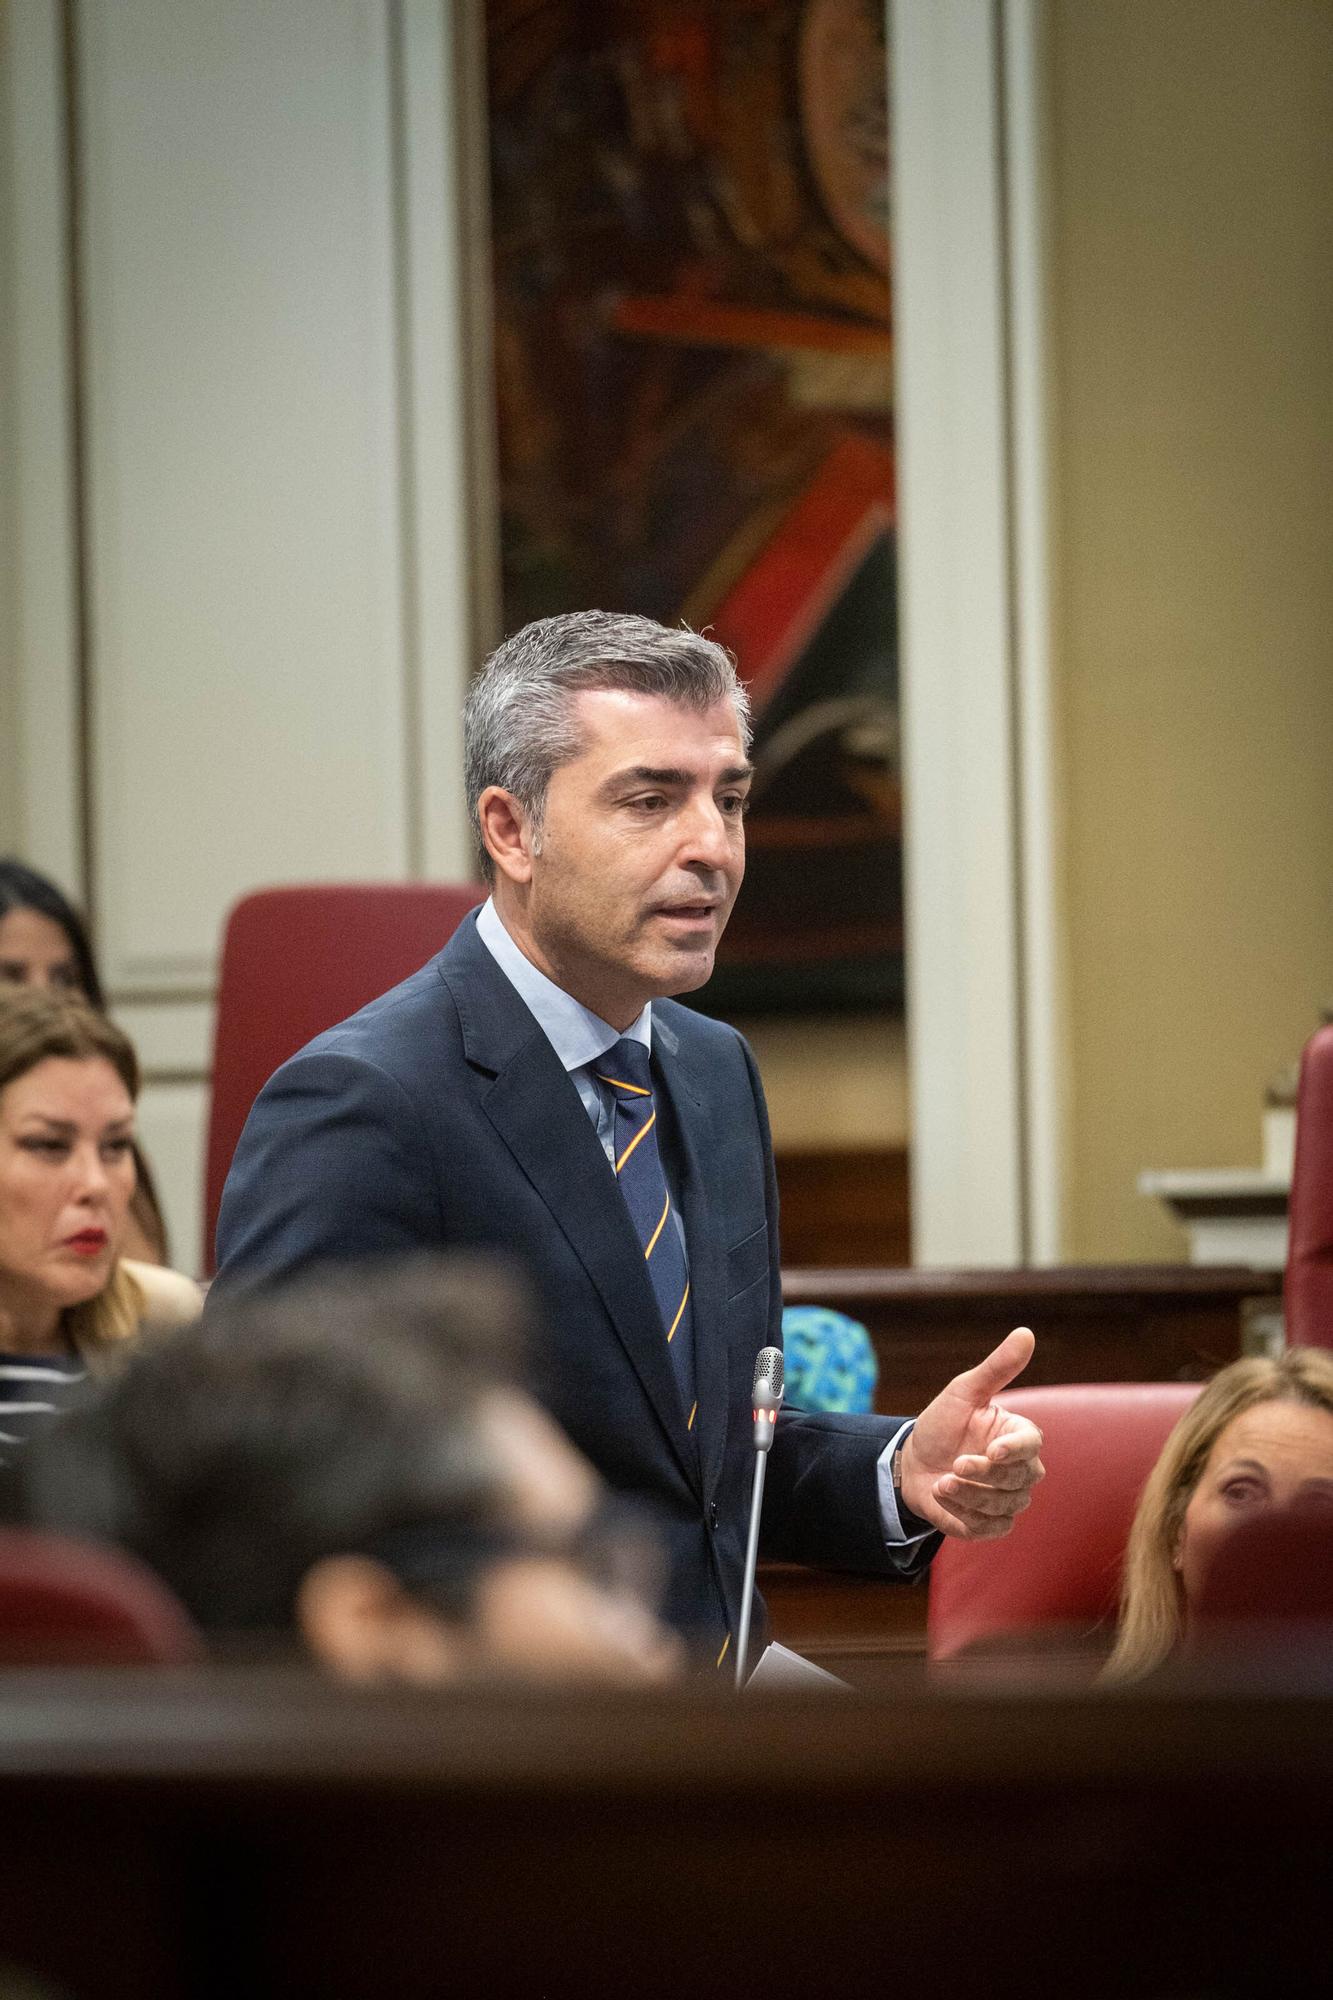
[1049,0,1333,1259]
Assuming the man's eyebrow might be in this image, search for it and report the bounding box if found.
[600,762,755,792]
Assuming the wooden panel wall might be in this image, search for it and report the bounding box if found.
[774,1147,911,1267]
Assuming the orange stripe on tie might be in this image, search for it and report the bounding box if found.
[596,1071,651,1096]
[716,1633,730,1669]
[614,1111,656,1174]
[644,1192,670,1259]
[687,1399,698,1430]
[667,1283,690,1344]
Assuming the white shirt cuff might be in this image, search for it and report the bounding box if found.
[876,1419,931,1547]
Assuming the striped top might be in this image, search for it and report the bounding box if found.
[0,1352,87,1464]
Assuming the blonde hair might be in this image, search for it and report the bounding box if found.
[0,985,143,1360]
[1105,1348,1333,1682]
[65,1262,148,1366]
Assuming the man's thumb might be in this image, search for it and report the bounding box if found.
[954,1326,1035,1406]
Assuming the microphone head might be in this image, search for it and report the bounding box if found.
[752,1344,784,1411]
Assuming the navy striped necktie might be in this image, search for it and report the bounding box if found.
[595,1038,696,1422]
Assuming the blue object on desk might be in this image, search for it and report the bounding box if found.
[780,1305,877,1414]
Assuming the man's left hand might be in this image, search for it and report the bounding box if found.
[898,1327,1044,1539]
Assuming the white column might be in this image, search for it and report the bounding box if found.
[398,0,497,879]
[891,0,1060,1264]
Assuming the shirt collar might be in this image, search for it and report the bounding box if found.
[475,897,651,1072]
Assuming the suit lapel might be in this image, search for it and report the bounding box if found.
[654,1018,730,1510]
[438,921,700,1493]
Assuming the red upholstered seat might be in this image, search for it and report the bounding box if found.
[1284,1022,1333,1350]
[0,1527,203,1665]
[203,882,480,1272]
[927,1381,1200,1661]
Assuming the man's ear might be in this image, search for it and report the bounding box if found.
[477,785,535,885]
[296,1556,467,1685]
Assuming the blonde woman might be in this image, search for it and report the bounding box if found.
[0,987,200,1463]
[1105,1348,1333,1681]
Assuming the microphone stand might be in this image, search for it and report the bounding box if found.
[735,1443,769,1691]
[735,1349,783,1692]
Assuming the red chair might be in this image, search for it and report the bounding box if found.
[1284,1023,1333,1349]
[927,1381,1200,1662]
[203,882,480,1272]
[0,1527,203,1665]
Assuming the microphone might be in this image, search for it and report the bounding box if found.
[751,1343,784,1451]
[735,1344,784,1690]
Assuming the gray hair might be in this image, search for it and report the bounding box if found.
[463,611,752,878]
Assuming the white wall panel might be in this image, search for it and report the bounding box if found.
[5,1,490,1269]
[398,0,491,880]
[892,0,1025,1264]
[1003,0,1064,1261]
[111,998,214,1077]
[77,0,411,993]
[2,0,83,890]
[134,1080,208,1278]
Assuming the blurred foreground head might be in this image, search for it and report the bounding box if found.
[1107,1347,1333,1681]
[22,1257,681,1687]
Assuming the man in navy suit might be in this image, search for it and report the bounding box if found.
[216,612,1043,1663]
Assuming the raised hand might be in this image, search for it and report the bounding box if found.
[897,1327,1044,1539]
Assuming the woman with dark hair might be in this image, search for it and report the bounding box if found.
[0,860,168,1262]
[0,860,104,1006]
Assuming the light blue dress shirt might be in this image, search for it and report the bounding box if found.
[474,898,924,1548]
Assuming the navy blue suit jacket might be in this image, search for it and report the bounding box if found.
[215,913,925,1645]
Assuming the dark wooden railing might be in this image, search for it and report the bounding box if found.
[0,1666,1328,1996]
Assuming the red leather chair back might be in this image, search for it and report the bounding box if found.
[1284,1023,1333,1349]
[204,882,480,1271]
[927,1381,1200,1661]
[0,1527,203,1665]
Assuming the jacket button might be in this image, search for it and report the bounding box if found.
[707,1501,719,1530]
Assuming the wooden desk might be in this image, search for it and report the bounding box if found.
[1,1667,1330,1997]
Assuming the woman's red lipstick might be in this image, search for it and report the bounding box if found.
[64,1229,108,1256]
